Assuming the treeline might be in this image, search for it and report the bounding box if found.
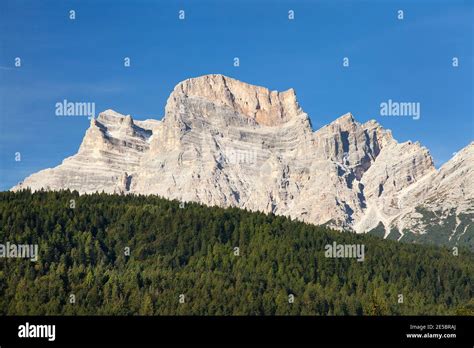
[0,190,473,315]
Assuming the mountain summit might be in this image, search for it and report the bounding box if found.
[12,75,474,249]
[170,74,302,126]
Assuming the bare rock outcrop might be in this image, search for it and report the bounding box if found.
[12,74,473,248]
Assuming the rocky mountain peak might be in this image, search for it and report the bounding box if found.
[168,74,302,126]
[331,112,356,126]
[11,75,472,250]
[96,109,132,125]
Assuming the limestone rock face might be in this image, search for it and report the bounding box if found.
[386,142,474,243]
[171,74,300,126]
[12,74,473,247]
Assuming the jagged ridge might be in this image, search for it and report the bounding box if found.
[12,74,474,249]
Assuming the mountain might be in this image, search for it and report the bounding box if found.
[12,74,474,249]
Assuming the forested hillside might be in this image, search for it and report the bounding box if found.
[0,190,473,315]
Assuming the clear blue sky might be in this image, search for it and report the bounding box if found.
[1,0,473,190]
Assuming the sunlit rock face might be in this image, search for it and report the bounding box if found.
[13,74,473,241]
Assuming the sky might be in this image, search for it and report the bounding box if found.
[0,0,473,191]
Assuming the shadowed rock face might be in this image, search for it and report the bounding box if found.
[12,74,473,240]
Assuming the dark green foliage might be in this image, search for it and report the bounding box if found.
[458,223,474,251]
[367,222,386,238]
[386,228,401,241]
[0,190,473,315]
